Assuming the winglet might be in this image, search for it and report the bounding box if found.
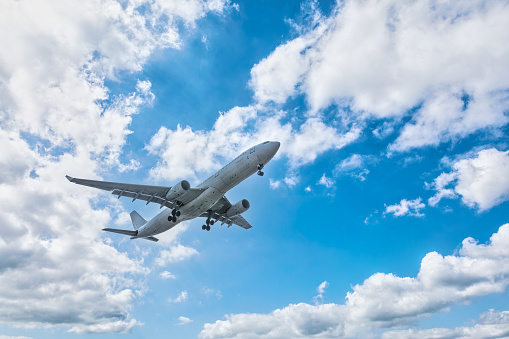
[65,175,74,182]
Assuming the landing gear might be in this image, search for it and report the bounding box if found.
[257,163,264,176]
[202,214,214,231]
[169,208,181,223]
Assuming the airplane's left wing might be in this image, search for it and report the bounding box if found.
[199,196,253,229]
[66,175,205,208]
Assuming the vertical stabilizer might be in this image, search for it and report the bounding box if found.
[130,210,147,230]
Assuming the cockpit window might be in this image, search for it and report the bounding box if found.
[263,141,269,144]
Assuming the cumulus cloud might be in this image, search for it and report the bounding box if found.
[200,223,509,338]
[176,316,193,326]
[249,0,509,151]
[160,271,176,280]
[384,198,426,217]
[0,94,149,334]
[0,0,229,333]
[382,309,509,339]
[428,148,509,211]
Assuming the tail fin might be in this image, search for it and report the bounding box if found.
[130,210,147,230]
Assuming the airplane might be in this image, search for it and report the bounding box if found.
[66,141,280,242]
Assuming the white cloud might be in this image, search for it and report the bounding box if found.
[203,287,223,299]
[389,90,509,152]
[428,148,509,211]
[248,0,509,151]
[384,198,426,217]
[304,186,312,192]
[176,316,193,326]
[313,280,330,305]
[171,291,189,303]
[334,154,374,181]
[317,174,335,188]
[336,154,365,172]
[155,244,199,266]
[160,271,176,280]
[269,179,281,190]
[382,309,509,339]
[283,175,300,188]
[317,281,329,294]
[0,0,229,333]
[200,223,509,338]
[0,110,149,335]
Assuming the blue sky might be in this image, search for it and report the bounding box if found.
[1,0,509,338]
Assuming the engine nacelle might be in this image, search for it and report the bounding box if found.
[165,180,190,201]
[226,199,250,217]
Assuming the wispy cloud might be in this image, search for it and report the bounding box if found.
[384,198,426,217]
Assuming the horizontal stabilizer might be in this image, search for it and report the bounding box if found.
[129,236,159,242]
[102,228,138,236]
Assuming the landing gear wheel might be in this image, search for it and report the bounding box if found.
[257,171,264,176]
[202,225,206,230]
[210,220,215,225]
[172,216,177,222]
[206,225,211,231]
[168,216,172,222]
[176,210,181,217]
[171,209,176,216]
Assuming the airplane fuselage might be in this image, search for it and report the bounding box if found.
[136,141,280,237]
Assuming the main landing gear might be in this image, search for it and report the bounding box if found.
[202,216,215,231]
[167,208,181,223]
[257,163,264,176]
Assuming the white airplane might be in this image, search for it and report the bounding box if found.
[66,141,280,242]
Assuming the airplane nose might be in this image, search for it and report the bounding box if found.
[268,141,280,157]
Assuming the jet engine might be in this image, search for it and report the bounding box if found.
[226,199,250,217]
[165,180,190,201]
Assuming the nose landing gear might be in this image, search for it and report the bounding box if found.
[257,163,264,176]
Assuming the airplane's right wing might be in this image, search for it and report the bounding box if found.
[228,215,252,229]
